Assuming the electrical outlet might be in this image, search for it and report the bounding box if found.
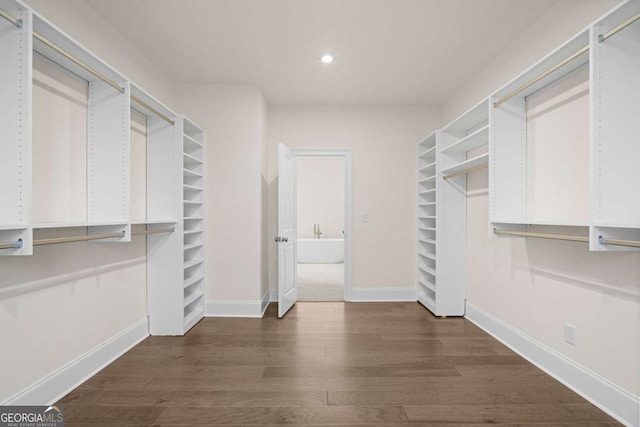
[361,213,369,224]
[564,323,576,346]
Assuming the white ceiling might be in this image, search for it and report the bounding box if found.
[87,0,561,104]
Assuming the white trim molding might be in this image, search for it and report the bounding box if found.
[466,303,639,427]
[2,318,149,406]
[206,292,271,318]
[349,287,417,302]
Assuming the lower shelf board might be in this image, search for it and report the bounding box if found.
[184,291,204,308]
[184,275,204,289]
[184,306,205,331]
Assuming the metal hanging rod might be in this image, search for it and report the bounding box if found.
[599,12,640,42]
[494,229,589,243]
[598,236,640,248]
[0,239,23,250]
[0,7,22,28]
[493,45,589,108]
[443,163,488,180]
[33,231,124,247]
[33,31,125,94]
[132,228,174,236]
[131,95,175,126]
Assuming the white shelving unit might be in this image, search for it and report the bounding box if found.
[32,11,132,243]
[439,99,489,317]
[417,132,438,313]
[590,0,640,252]
[181,116,206,333]
[0,0,208,335]
[489,2,640,251]
[0,0,32,256]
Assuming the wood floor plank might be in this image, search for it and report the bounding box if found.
[56,302,620,426]
[154,405,409,425]
[62,405,162,424]
[403,403,616,423]
[263,365,460,378]
[95,390,327,407]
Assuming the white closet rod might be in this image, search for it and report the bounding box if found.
[443,163,488,180]
[494,229,589,243]
[0,228,174,250]
[131,95,175,126]
[132,228,174,236]
[33,32,125,94]
[0,7,21,28]
[493,45,588,108]
[33,231,125,246]
[0,240,23,250]
[598,236,640,248]
[599,12,640,42]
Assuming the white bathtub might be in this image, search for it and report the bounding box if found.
[297,238,344,264]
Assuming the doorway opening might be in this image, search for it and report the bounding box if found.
[293,150,352,302]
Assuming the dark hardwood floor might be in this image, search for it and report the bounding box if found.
[58,302,621,426]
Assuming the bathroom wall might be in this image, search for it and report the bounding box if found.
[297,157,345,239]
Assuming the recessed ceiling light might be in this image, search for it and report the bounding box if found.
[321,54,334,64]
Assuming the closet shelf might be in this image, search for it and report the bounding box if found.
[418,264,437,276]
[419,161,436,173]
[441,153,489,178]
[418,145,437,159]
[33,221,127,229]
[0,225,28,231]
[131,219,177,225]
[184,216,203,221]
[184,184,203,191]
[183,152,203,164]
[418,175,436,184]
[183,200,203,206]
[418,279,436,293]
[184,230,203,236]
[183,133,203,148]
[184,243,203,251]
[418,226,436,231]
[492,219,590,227]
[418,189,436,195]
[418,249,436,261]
[441,125,489,153]
[184,275,204,290]
[183,168,203,178]
[184,306,204,329]
[183,290,203,308]
[184,258,204,270]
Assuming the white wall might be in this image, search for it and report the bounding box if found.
[267,105,439,295]
[441,0,639,399]
[297,157,345,239]
[175,84,267,303]
[25,0,175,107]
[0,0,175,403]
[442,0,621,123]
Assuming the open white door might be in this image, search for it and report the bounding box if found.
[277,143,297,318]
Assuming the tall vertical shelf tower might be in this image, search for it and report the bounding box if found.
[181,117,206,332]
[416,132,438,312]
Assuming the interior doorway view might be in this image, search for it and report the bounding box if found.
[296,156,346,301]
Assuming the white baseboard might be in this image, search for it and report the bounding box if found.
[270,289,277,302]
[2,318,149,406]
[348,287,417,302]
[206,292,270,318]
[260,290,271,316]
[466,303,639,427]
